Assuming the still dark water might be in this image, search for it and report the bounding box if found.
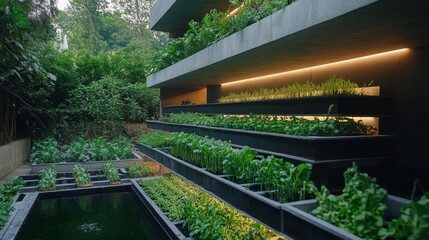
[16,192,167,240]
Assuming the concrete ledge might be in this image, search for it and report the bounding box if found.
[147,0,429,88]
[150,0,230,32]
[0,139,31,179]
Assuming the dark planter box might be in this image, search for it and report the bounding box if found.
[163,96,392,116]
[137,143,284,232]
[131,180,189,240]
[146,121,394,160]
[281,195,410,240]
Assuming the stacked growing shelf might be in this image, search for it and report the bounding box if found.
[142,0,429,239]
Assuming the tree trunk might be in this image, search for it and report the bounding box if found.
[0,88,16,145]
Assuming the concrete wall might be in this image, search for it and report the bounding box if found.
[0,139,31,179]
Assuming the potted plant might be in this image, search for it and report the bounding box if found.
[38,166,57,191]
[126,163,155,178]
[102,161,121,185]
[72,164,92,188]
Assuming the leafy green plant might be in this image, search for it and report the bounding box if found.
[38,166,57,191]
[72,164,92,187]
[167,132,312,202]
[126,163,155,178]
[163,113,376,136]
[0,178,25,229]
[145,0,295,75]
[138,131,171,148]
[383,188,429,240]
[102,161,121,183]
[219,76,374,103]
[31,136,134,164]
[311,163,388,240]
[140,175,282,239]
[29,138,60,164]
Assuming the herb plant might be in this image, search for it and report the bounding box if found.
[219,76,373,103]
[163,113,376,136]
[311,163,388,240]
[383,192,429,240]
[0,178,25,229]
[126,163,155,178]
[140,175,282,239]
[38,166,57,191]
[72,164,92,187]
[102,161,121,183]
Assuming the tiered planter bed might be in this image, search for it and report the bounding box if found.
[31,152,143,174]
[137,143,283,231]
[146,121,394,160]
[137,143,409,238]
[163,96,391,116]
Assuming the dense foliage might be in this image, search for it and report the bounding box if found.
[126,163,155,178]
[72,164,92,186]
[0,0,57,145]
[145,0,295,75]
[219,76,373,103]
[0,178,25,229]
[140,175,282,239]
[163,113,376,136]
[141,132,312,202]
[30,137,134,164]
[38,166,57,191]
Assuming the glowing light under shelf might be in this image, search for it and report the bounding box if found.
[221,48,410,86]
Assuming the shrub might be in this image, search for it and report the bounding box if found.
[29,138,60,164]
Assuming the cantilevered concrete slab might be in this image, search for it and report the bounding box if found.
[150,0,231,33]
[147,0,429,88]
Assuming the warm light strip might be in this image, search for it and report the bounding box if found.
[221,48,410,86]
[226,5,242,18]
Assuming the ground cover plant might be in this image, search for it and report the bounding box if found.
[142,132,312,203]
[219,76,374,103]
[140,175,283,239]
[163,113,376,136]
[38,166,57,191]
[0,178,25,229]
[102,161,121,184]
[29,137,134,164]
[145,0,296,75]
[72,164,92,187]
[311,163,429,240]
[126,163,155,178]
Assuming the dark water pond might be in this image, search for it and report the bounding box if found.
[16,192,167,240]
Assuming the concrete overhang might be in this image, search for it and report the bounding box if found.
[150,0,231,33]
[147,0,429,88]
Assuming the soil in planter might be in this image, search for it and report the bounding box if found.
[16,192,167,240]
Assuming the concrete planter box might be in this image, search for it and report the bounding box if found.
[137,142,284,232]
[162,96,391,117]
[147,120,394,161]
[281,195,410,240]
[30,152,143,174]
